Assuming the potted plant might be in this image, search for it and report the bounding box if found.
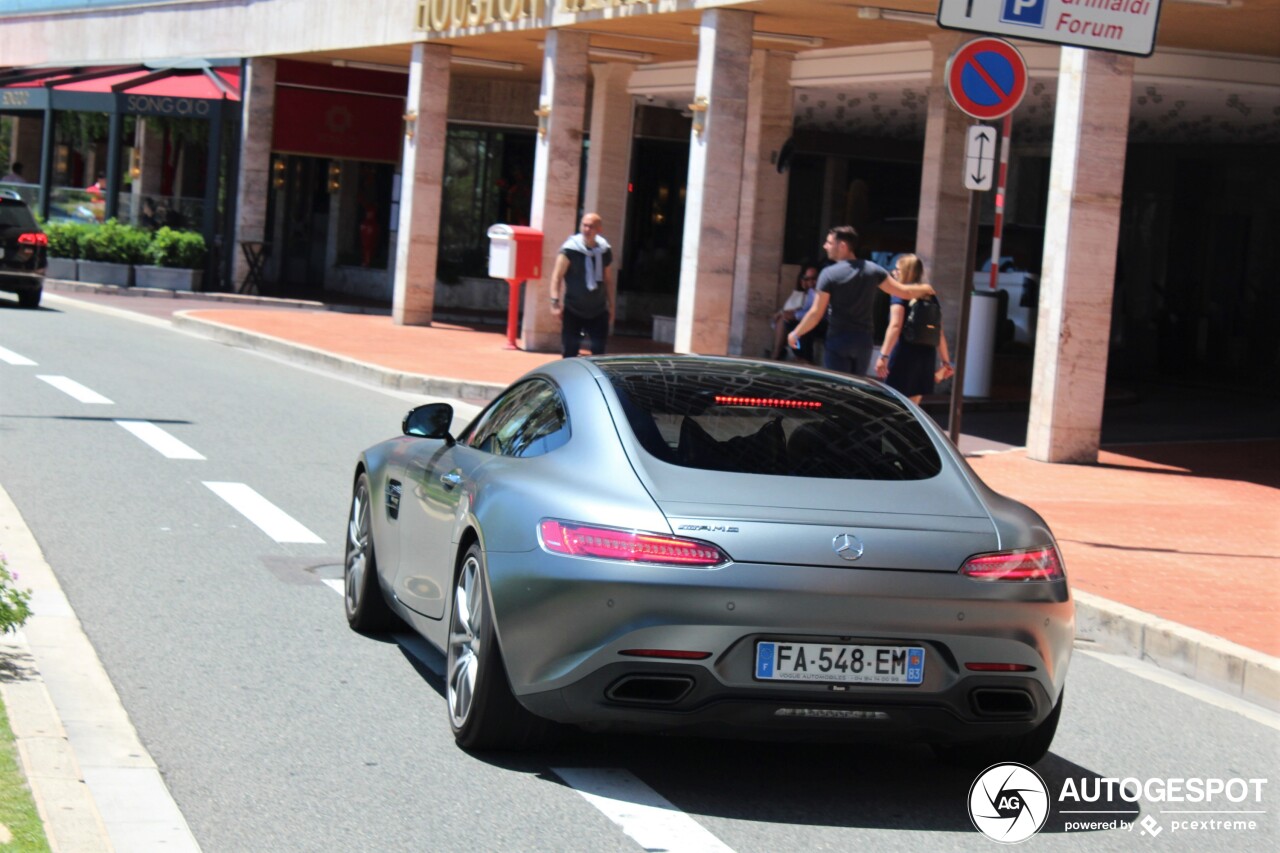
[43,221,86,281]
[135,227,206,291]
[77,219,149,287]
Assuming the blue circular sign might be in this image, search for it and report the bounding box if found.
[946,38,1028,120]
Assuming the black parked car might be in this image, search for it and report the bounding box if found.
[0,194,47,308]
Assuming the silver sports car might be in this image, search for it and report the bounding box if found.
[344,355,1071,762]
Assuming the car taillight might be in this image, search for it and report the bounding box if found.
[538,519,728,567]
[960,546,1064,581]
[17,232,48,246]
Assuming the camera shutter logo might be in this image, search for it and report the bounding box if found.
[968,762,1050,843]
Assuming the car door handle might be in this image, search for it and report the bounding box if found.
[439,471,462,489]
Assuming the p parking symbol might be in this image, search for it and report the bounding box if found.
[1001,0,1047,27]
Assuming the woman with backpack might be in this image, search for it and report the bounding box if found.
[876,254,955,403]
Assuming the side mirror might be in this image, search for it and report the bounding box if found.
[403,403,455,444]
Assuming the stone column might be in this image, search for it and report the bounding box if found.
[1027,48,1133,464]
[522,29,589,352]
[675,8,753,355]
[393,43,451,326]
[232,58,276,290]
[583,62,634,293]
[731,49,793,357]
[914,32,972,343]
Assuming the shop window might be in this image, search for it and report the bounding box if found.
[438,126,535,282]
[334,161,394,269]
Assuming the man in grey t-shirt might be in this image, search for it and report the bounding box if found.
[789,225,935,375]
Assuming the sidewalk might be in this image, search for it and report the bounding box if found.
[40,283,1280,710]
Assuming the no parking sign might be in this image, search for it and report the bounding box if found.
[945,38,1028,121]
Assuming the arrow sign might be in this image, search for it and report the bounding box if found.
[965,125,996,191]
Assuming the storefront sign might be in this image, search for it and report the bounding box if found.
[415,0,543,32]
[937,0,1163,57]
[124,95,212,117]
[274,87,403,163]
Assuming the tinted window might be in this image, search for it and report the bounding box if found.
[460,379,569,458]
[598,357,941,480]
[0,199,38,230]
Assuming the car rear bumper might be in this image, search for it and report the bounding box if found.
[486,550,1073,739]
[519,659,1057,742]
[0,270,44,294]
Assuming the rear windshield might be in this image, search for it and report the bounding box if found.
[0,199,38,231]
[597,357,942,481]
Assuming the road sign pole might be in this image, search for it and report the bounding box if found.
[949,189,983,448]
[989,114,1012,290]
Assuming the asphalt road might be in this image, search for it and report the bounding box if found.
[1,297,1277,852]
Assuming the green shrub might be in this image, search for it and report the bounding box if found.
[0,553,32,635]
[44,221,89,259]
[145,227,206,269]
[79,219,151,265]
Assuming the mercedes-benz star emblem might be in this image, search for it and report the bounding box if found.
[832,533,864,561]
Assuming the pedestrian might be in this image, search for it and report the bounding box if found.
[549,212,614,358]
[85,173,105,198]
[2,162,26,183]
[876,253,955,403]
[788,225,935,375]
[769,264,824,362]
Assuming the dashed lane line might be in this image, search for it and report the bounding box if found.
[37,374,114,404]
[552,767,738,853]
[115,419,206,460]
[0,344,36,365]
[203,482,324,544]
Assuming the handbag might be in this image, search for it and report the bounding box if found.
[902,296,942,347]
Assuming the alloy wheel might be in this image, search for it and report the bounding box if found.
[344,481,370,616]
[448,554,483,728]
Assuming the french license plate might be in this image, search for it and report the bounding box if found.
[755,641,924,685]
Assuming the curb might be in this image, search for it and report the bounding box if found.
[171,312,507,404]
[0,485,200,852]
[44,278,327,311]
[1074,590,1279,713]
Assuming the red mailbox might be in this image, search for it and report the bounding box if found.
[488,224,544,350]
[487,224,543,281]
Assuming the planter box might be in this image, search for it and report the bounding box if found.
[135,266,202,292]
[46,257,77,281]
[77,260,134,287]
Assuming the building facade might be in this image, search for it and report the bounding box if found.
[2,0,1277,463]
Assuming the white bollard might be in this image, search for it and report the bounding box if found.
[964,290,1000,398]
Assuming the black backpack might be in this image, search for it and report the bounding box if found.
[902,296,942,347]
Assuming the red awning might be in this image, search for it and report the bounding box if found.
[0,65,240,101]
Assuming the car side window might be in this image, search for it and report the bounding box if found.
[463,379,569,458]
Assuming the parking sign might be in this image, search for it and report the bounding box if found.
[1001,0,1047,28]
[937,0,1164,57]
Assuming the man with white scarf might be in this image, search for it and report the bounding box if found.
[549,212,614,358]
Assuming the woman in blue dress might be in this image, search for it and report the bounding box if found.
[875,254,954,403]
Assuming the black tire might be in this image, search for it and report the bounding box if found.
[17,288,41,309]
[343,472,398,633]
[446,543,549,751]
[936,688,1064,768]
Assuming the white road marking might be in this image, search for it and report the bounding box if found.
[203,482,324,544]
[37,374,114,404]
[322,578,344,596]
[0,344,36,365]
[552,767,737,853]
[114,419,206,460]
[1079,649,1280,731]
